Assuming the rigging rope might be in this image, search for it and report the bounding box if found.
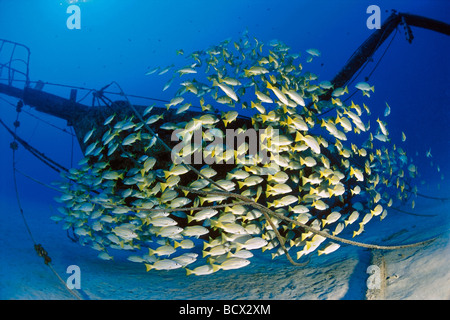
[0,95,75,136]
[345,17,398,88]
[390,206,437,218]
[0,78,171,103]
[316,21,399,118]
[0,117,68,173]
[416,192,450,201]
[6,100,82,300]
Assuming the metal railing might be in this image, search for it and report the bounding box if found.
[0,39,31,88]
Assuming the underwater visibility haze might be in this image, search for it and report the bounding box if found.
[0,0,449,300]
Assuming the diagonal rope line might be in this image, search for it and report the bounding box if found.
[4,101,83,300]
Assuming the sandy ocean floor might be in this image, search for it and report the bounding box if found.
[0,177,448,300]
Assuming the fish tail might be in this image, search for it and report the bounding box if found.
[328,188,334,197]
[350,166,355,177]
[295,131,304,142]
[305,241,311,251]
[286,116,293,125]
[301,176,309,185]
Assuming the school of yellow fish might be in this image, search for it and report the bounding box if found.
[51,31,423,275]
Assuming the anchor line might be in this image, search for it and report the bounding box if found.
[6,101,82,300]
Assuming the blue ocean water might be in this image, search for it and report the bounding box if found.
[0,0,449,300]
